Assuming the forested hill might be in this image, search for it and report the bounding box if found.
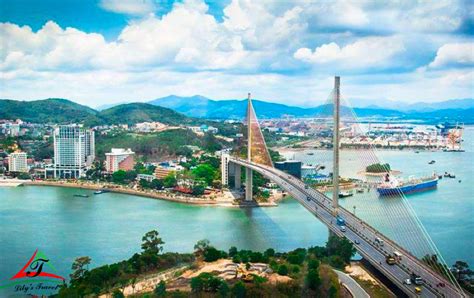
[0,99,194,126]
[0,98,99,124]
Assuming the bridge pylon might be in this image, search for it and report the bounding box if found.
[332,76,340,215]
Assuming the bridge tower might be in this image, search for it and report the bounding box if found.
[332,76,340,214]
[245,93,253,201]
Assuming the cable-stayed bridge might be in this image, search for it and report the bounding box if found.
[221,77,466,297]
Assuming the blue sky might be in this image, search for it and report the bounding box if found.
[0,0,473,108]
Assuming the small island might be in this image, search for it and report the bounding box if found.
[359,163,401,176]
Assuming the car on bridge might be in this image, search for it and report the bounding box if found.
[340,226,346,232]
[375,237,384,246]
[385,255,396,265]
[410,273,423,285]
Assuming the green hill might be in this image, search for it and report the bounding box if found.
[98,103,191,126]
[0,99,195,126]
[0,98,99,124]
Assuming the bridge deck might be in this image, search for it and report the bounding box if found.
[230,157,464,298]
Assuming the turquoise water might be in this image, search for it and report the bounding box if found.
[0,128,472,288]
[0,186,328,285]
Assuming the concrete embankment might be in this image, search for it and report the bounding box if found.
[23,181,279,208]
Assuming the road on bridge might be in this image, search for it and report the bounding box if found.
[230,157,464,298]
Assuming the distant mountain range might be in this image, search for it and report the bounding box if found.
[1,97,473,125]
[148,95,474,123]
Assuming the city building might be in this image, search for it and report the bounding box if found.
[137,173,155,182]
[274,160,302,179]
[105,148,135,173]
[8,152,28,172]
[49,125,95,179]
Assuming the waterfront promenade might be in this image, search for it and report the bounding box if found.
[23,180,279,207]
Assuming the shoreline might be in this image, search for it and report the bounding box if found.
[23,181,279,208]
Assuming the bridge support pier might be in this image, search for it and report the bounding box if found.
[234,164,241,190]
[245,167,253,201]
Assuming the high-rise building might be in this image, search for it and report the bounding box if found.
[105,148,135,173]
[52,125,95,179]
[8,152,28,172]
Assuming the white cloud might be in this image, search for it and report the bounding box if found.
[0,0,472,106]
[99,0,157,16]
[429,43,474,68]
[294,36,405,69]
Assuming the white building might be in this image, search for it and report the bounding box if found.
[105,148,135,173]
[51,125,95,179]
[8,152,28,172]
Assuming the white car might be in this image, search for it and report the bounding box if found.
[403,278,412,285]
[340,226,346,232]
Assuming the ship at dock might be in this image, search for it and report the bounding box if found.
[377,173,438,196]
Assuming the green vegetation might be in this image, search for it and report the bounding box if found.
[57,229,194,297]
[366,163,391,173]
[96,103,191,126]
[96,129,229,160]
[422,255,474,294]
[56,230,355,298]
[0,98,98,124]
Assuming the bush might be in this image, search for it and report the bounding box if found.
[112,289,124,298]
[203,247,224,262]
[306,269,321,291]
[366,163,391,173]
[308,259,320,270]
[278,264,289,276]
[232,281,246,298]
[154,280,166,297]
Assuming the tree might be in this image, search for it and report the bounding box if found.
[154,280,166,297]
[229,246,238,257]
[232,281,246,298]
[141,230,165,255]
[326,235,355,265]
[151,179,164,190]
[278,264,289,276]
[264,248,275,258]
[163,173,177,188]
[308,259,320,270]
[306,269,321,291]
[192,164,217,186]
[112,289,124,298]
[112,170,126,184]
[191,276,203,292]
[194,239,210,255]
[124,170,137,182]
[17,172,31,180]
[218,281,230,297]
[139,179,150,189]
[70,256,91,281]
[204,247,223,262]
[192,182,206,196]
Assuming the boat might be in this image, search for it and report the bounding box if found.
[339,191,353,198]
[428,160,436,164]
[356,188,364,193]
[443,172,456,178]
[377,174,438,196]
[415,151,420,154]
[73,194,90,198]
[94,189,109,195]
[307,152,314,155]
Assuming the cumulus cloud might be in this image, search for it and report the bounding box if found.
[0,0,472,105]
[99,0,157,16]
[293,36,405,69]
[429,43,474,68]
